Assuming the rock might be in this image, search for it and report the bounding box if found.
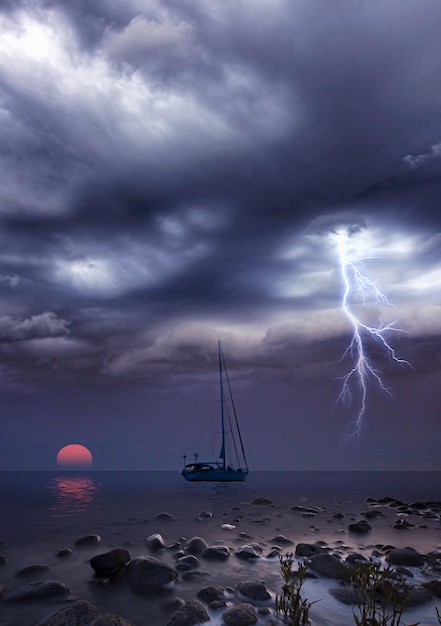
[176,555,199,571]
[15,564,50,578]
[221,523,236,530]
[184,537,209,555]
[196,584,226,603]
[405,586,433,606]
[222,603,258,626]
[266,548,281,559]
[345,553,368,566]
[126,556,178,591]
[155,512,175,520]
[161,598,186,613]
[236,580,271,602]
[307,554,349,580]
[145,533,165,551]
[0,584,6,599]
[385,547,425,567]
[270,535,293,545]
[332,512,344,519]
[290,505,324,514]
[393,519,415,530]
[422,579,441,598]
[251,497,273,506]
[235,544,263,560]
[4,580,70,602]
[348,520,371,534]
[36,599,99,625]
[166,599,210,626]
[91,616,134,626]
[209,599,227,609]
[90,549,131,576]
[295,542,326,557]
[197,511,213,520]
[0,555,8,565]
[57,548,72,558]
[329,587,358,605]
[182,571,211,581]
[75,534,101,547]
[201,546,230,560]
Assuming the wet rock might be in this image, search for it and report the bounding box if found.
[422,579,441,598]
[251,497,273,506]
[90,549,131,576]
[406,586,433,606]
[236,580,271,602]
[184,537,209,555]
[91,615,134,626]
[209,599,227,609]
[145,533,165,551]
[176,555,199,571]
[15,564,49,578]
[201,546,230,560]
[345,553,368,566]
[329,587,357,605]
[307,554,349,580]
[126,556,178,591]
[196,584,226,603]
[332,512,344,519]
[235,544,263,560]
[238,532,253,540]
[222,603,258,626]
[393,519,415,530]
[348,520,371,534]
[181,571,211,581]
[161,598,186,613]
[36,599,99,625]
[295,542,326,558]
[75,534,101,547]
[290,505,324,514]
[197,511,213,520]
[4,580,70,602]
[155,512,175,521]
[166,599,210,626]
[266,548,281,559]
[57,548,72,558]
[270,535,293,545]
[385,547,425,567]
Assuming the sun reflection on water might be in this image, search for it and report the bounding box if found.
[48,475,101,516]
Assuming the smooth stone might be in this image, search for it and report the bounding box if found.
[251,497,273,506]
[307,554,349,580]
[201,546,230,560]
[266,548,281,559]
[36,600,99,625]
[90,549,131,576]
[161,598,186,613]
[422,579,441,598]
[75,534,101,547]
[183,537,209,556]
[345,553,368,566]
[182,571,211,581]
[385,547,425,567]
[155,512,175,520]
[270,535,293,545]
[145,533,165,551]
[348,520,371,534]
[208,599,227,609]
[4,580,70,602]
[166,599,210,626]
[91,615,134,626]
[329,587,357,605]
[236,580,271,602]
[290,505,324,514]
[196,584,226,603]
[126,556,178,591]
[15,564,49,578]
[57,548,72,558]
[393,519,415,530]
[176,555,199,571]
[222,603,258,626]
[295,542,326,557]
[406,586,433,606]
[197,511,213,520]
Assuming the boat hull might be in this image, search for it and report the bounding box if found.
[181,467,248,482]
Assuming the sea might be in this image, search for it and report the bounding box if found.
[0,471,440,626]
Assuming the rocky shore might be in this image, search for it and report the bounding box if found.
[1,495,441,625]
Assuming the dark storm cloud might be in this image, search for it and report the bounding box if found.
[0,0,441,393]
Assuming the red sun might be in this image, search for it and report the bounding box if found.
[56,444,93,469]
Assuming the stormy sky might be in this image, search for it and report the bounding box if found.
[1,0,441,471]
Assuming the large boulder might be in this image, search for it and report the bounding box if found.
[183,537,209,555]
[126,556,178,591]
[4,580,70,602]
[90,549,131,576]
[166,599,210,626]
[307,554,349,580]
[36,600,99,625]
[295,543,326,558]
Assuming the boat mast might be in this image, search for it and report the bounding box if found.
[218,340,226,469]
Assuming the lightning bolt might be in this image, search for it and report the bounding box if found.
[334,229,410,439]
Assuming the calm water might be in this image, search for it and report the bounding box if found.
[0,471,440,626]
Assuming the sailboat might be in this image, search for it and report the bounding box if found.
[181,341,249,482]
